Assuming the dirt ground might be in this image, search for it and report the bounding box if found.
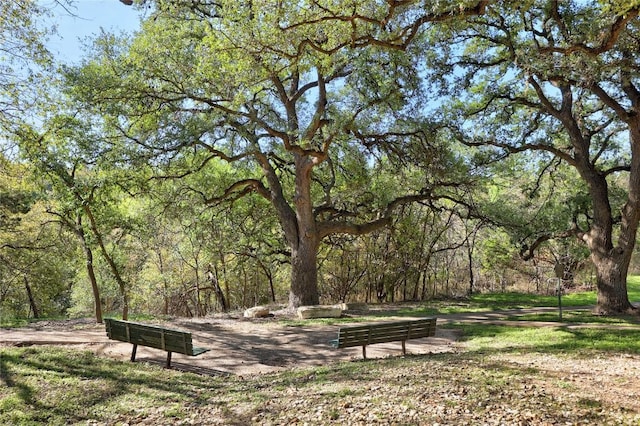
[4,308,640,424]
[2,306,639,378]
[0,312,460,376]
[5,309,640,424]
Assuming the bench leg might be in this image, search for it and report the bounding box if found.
[166,352,172,369]
[401,340,406,356]
[131,344,138,362]
[362,345,367,360]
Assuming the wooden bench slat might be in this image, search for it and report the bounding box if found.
[104,318,209,368]
[331,318,437,359]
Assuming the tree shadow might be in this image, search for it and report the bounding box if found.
[0,346,227,424]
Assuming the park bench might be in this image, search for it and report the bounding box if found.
[104,318,209,368]
[330,317,437,359]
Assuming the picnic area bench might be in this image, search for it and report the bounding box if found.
[104,318,209,368]
[330,317,437,359]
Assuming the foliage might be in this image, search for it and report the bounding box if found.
[0,158,77,320]
[4,0,640,319]
[0,0,59,130]
[423,0,640,312]
[600,0,640,15]
[61,0,495,308]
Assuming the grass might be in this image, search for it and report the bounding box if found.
[0,318,30,328]
[627,275,640,300]
[0,312,172,329]
[0,346,389,425]
[3,277,640,422]
[411,289,597,314]
[451,323,640,354]
[0,347,225,425]
[0,316,68,329]
[503,309,640,324]
[2,342,639,424]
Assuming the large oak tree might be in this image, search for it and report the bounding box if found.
[428,0,640,314]
[73,0,487,308]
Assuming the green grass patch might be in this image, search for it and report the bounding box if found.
[453,322,640,354]
[0,317,30,328]
[405,274,640,316]
[0,347,228,425]
[504,310,640,324]
[0,346,384,425]
[271,275,640,327]
[626,275,640,301]
[0,315,68,329]
[467,290,596,310]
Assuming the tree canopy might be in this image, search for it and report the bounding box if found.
[65,0,491,308]
[0,1,71,130]
[422,0,640,313]
[1,0,640,319]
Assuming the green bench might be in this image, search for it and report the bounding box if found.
[104,318,209,368]
[330,317,437,359]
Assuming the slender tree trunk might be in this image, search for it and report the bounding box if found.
[156,251,169,315]
[242,265,248,307]
[194,261,202,317]
[24,277,39,319]
[221,254,230,310]
[83,205,129,320]
[467,244,474,295]
[83,241,103,323]
[56,213,103,323]
[207,263,228,312]
[51,169,125,320]
[256,259,276,303]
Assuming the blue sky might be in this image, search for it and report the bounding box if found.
[46,0,144,63]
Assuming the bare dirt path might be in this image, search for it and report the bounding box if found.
[0,314,460,376]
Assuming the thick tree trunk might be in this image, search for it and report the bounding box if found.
[585,189,636,314]
[289,238,320,307]
[566,109,638,315]
[584,224,636,315]
[286,155,321,308]
[592,252,634,314]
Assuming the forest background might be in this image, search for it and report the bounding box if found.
[2,0,640,323]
